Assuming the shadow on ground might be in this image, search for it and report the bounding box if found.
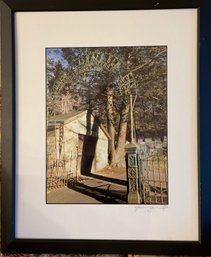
[87,173,127,186]
[67,180,127,204]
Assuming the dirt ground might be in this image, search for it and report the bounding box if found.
[95,167,127,180]
[47,167,127,204]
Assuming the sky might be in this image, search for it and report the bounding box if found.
[46,48,68,67]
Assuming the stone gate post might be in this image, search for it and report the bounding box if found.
[125,143,141,204]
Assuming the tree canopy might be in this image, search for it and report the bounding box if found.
[47,46,167,166]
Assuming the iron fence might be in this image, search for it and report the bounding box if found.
[139,153,168,204]
[47,158,74,192]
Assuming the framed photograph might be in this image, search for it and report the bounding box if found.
[46,45,168,205]
[1,0,211,254]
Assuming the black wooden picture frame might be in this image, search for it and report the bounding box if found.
[1,0,211,254]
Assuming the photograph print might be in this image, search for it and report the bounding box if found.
[46,46,168,204]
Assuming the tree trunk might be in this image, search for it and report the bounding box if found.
[110,101,129,167]
[106,85,116,162]
[116,102,129,166]
[106,86,130,168]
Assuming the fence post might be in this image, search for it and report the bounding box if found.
[125,143,141,204]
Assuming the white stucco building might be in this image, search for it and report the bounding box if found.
[47,110,109,178]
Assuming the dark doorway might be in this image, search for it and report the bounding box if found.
[78,134,98,175]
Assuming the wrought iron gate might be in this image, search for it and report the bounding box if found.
[47,123,75,192]
[139,154,168,204]
[125,141,168,205]
[47,159,74,192]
